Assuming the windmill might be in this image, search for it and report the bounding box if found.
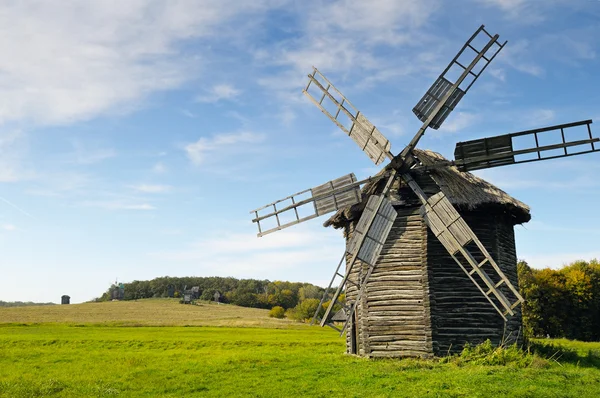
[250,25,599,357]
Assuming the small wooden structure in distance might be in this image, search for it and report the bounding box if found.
[61,295,70,305]
[325,150,530,357]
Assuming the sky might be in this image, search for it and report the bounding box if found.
[1,0,599,304]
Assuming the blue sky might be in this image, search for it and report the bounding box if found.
[1,0,599,304]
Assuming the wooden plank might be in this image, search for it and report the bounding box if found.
[302,69,393,165]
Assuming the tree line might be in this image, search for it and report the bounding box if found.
[518,259,600,341]
[96,276,328,312]
[94,258,600,341]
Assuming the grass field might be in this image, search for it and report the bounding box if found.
[0,298,299,328]
[1,300,599,397]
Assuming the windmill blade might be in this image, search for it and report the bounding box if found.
[402,173,523,320]
[454,119,599,171]
[319,172,398,332]
[413,25,506,130]
[303,67,393,165]
[250,173,381,237]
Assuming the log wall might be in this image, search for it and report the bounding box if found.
[344,206,523,358]
[427,211,523,355]
[345,207,433,358]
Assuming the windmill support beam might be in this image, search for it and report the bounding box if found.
[319,170,398,328]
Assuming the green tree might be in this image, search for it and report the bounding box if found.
[268,306,285,319]
[288,298,322,321]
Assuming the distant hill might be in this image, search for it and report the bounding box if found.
[97,276,326,312]
[0,301,56,307]
[0,298,300,328]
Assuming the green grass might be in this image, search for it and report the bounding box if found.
[1,300,599,397]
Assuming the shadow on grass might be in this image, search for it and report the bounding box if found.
[436,339,600,369]
[529,340,600,369]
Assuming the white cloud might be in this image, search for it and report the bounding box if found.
[149,223,344,280]
[0,1,281,126]
[70,141,116,165]
[2,224,16,231]
[474,164,600,192]
[153,161,167,174]
[475,0,555,23]
[256,0,441,99]
[437,112,479,134]
[195,84,242,103]
[81,201,155,211]
[129,184,172,193]
[0,129,33,182]
[488,68,506,82]
[179,109,196,118]
[529,109,555,125]
[185,131,265,165]
[500,40,545,77]
[0,196,35,219]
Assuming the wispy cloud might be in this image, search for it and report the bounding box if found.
[256,0,442,100]
[179,109,196,118]
[529,109,555,125]
[475,167,600,191]
[500,40,545,77]
[152,162,167,174]
[437,112,479,134]
[2,224,16,231]
[81,200,155,211]
[25,172,93,198]
[0,129,33,182]
[129,184,172,194]
[0,1,282,126]
[195,84,242,103]
[0,196,35,219]
[70,141,116,165]
[149,224,343,281]
[185,131,265,165]
[488,68,506,82]
[475,0,556,24]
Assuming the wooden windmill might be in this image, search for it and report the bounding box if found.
[250,25,599,357]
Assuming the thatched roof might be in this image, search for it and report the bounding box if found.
[324,149,531,229]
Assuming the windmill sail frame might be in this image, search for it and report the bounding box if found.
[250,24,597,351]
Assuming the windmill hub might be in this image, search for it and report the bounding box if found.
[250,24,598,358]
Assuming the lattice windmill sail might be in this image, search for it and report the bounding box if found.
[249,25,600,358]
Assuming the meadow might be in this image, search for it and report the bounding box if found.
[1,299,599,397]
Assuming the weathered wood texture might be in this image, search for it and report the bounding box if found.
[427,211,523,355]
[345,207,433,358]
[343,198,523,357]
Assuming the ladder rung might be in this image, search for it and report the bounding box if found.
[486,279,505,296]
[469,258,488,275]
[503,300,521,316]
[467,43,480,54]
[454,60,478,78]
